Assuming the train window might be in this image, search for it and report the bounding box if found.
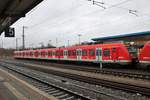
[127,46,138,58]
[76,50,78,56]
[72,50,76,56]
[59,51,63,56]
[53,51,56,56]
[64,51,66,56]
[112,48,116,52]
[82,50,87,56]
[25,52,27,56]
[77,50,81,56]
[56,51,59,56]
[96,49,102,56]
[22,52,23,56]
[80,50,82,56]
[89,49,95,56]
[41,52,45,56]
[68,50,71,56]
[35,52,38,56]
[48,51,52,56]
[30,52,31,56]
[103,49,110,57]
[38,52,41,56]
[71,51,73,56]
[68,50,76,56]
[50,51,52,56]
[23,52,25,56]
[65,51,68,56]
[45,51,48,56]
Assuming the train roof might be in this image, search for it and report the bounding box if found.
[64,43,124,49]
[15,43,125,52]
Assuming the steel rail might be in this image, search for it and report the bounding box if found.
[3,59,150,80]
[0,63,92,100]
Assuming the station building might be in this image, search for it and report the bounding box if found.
[91,31,150,58]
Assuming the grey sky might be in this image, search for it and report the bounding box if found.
[1,0,150,48]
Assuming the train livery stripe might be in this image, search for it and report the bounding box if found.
[15,56,131,65]
[139,61,150,64]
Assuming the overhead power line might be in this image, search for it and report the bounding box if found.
[28,0,85,29]
[92,0,106,9]
[87,0,141,17]
[129,10,138,16]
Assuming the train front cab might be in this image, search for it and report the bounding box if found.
[139,41,150,68]
[94,44,132,66]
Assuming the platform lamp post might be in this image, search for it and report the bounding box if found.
[16,38,20,50]
[22,26,28,49]
[48,40,51,47]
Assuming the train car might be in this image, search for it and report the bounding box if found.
[14,51,19,58]
[14,50,24,58]
[139,41,150,68]
[39,49,47,59]
[14,43,133,65]
[83,43,132,65]
[67,46,77,61]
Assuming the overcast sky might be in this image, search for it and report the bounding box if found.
[1,0,150,48]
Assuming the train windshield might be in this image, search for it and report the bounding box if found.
[127,46,138,58]
[126,42,144,59]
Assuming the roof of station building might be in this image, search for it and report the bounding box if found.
[92,31,150,42]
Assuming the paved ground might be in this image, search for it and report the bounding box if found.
[0,68,58,100]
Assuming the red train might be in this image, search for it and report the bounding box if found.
[139,41,150,68]
[13,41,150,68]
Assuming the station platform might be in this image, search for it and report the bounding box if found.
[0,68,57,100]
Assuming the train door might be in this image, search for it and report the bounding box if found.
[112,48,118,61]
[38,51,41,58]
[52,50,55,59]
[77,49,82,60]
[96,48,102,62]
[64,50,68,60]
[45,50,48,59]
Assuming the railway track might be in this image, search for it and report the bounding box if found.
[0,63,91,100]
[4,59,150,80]
[0,60,150,97]
[0,62,126,100]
